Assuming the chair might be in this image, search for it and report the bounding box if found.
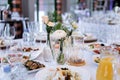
[94,0,108,11]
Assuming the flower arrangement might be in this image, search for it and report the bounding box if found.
[42,16,55,58]
[52,30,67,64]
[42,13,79,64]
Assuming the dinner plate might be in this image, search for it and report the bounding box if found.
[10,45,44,60]
[24,60,45,74]
[22,47,44,60]
[35,66,91,80]
[27,67,44,74]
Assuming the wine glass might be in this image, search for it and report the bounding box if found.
[3,24,15,50]
[4,24,15,39]
[0,23,5,39]
[27,21,40,45]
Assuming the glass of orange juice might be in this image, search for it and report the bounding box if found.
[96,46,119,80]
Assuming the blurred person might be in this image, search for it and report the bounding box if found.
[77,0,87,10]
[113,0,120,7]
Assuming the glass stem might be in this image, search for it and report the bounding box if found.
[47,33,54,59]
[60,39,63,54]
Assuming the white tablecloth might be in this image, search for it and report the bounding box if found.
[27,49,97,80]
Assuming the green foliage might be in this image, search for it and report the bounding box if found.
[48,11,58,22]
[48,11,62,22]
[46,25,53,33]
[52,22,62,31]
[52,22,73,37]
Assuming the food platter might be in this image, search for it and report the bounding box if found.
[10,45,44,60]
[24,60,45,74]
[35,66,90,80]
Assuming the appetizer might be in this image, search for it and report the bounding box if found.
[94,57,101,63]
[0,57,8,63]
[114,47,120,54]
[0,39,7,50]
[93,50,100,54]
[47,67,81,80]
[0,39,4,45]
[17,47,39,52]
[7,54,29,63]
[24,60,45,70]
[89,43,105,49]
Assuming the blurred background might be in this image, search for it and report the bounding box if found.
[0,0,120,39]
[1,0,119,21]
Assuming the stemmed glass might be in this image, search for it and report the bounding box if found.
[0,24,15,67]
[3,24,15,51]
[27,21,40,45]
[4,24,15,41]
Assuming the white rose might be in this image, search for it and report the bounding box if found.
[71,21,78,29]
[115,6,119,13]
[52,30,67,40]
[42,16,49,24]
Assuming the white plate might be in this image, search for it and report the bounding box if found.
[27,68,44,74]
[87,42,108,54]
[10,45,44,60]
[35,66,91,80]
[22,47,44,60]
[25,60,46,74]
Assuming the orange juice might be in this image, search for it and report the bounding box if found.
[96,57,114,80]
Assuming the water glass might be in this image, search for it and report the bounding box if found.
[22,31,29,44]
[27,21,40,45]
[43,45,53,62]
[66,46,85,66]
[4,24,15,41]
[72,34,84,48]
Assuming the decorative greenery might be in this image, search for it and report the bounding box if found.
[46,25,53,45]
[48,11,62,22]
[57,38,65,64]
[52,22,73,37]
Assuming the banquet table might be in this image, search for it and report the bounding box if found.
[3,38,116,80]
[27,50,97,80]
[10,39,98,80]
[26,11,120,80]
